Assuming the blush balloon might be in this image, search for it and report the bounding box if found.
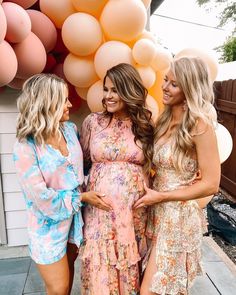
[0,5,7,43]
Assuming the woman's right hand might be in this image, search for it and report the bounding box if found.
[81,191,113,211]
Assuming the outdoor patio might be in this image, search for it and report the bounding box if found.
[0,237,235,295]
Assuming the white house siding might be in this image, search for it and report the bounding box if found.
[0,88,28,246]
[0,87,90,248]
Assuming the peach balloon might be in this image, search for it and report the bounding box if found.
[146,94,159,123]
[2,2,31,43]
[148,70,165,113]
[0,40,18,87]
[75,87,89,100]
[127,29,157,48]
[71,0,108,18]
[175,48,219,81]
[7,77,26,89]
[27,10,57,53]
[13,32,47,79]
[62,12,103,56]
[141,0,151,8]
[87,80,105,112]
[63,53,98,88]
[100,0,147,42]
[0,5,7,43]
[214,123,233,164]
[94,41,134,79]
[39,0,76,29]
[151,45,173,72]
[5,0,38,9]
[136,65,156,89]
[132,39,156,66]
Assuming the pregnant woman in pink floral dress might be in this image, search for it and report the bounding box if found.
[79,63,154,295]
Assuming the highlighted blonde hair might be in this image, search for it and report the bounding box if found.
[155,57,217,172]
[16,73,68,145]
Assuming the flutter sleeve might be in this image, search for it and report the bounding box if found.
[13,140,81,222]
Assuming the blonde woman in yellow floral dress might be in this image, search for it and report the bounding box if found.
[79,63,154,295]
[134,57,221,295]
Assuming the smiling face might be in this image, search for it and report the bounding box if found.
[60,96,72,122]
[103,77,127,117]
[162,70,185,107]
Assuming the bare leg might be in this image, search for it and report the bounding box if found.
[37,254,70,295]
[67,243,78,294]
[140,244,157,295]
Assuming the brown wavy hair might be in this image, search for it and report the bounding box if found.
[103,63,154,174]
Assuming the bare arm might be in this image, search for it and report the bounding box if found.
[133,123,221,209]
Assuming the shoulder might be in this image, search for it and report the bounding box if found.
[82,112,105,128]
[13,138,35,159]
[63,121,78,133]
[191,118,211,137]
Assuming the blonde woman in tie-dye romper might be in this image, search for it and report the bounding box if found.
[134,57,221,295]
[14,74,111,295]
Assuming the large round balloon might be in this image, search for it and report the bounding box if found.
[0,40,18,87]
[62,12,103,56]
[132,38,156,66]
[87,80,104,112]
[63,53,98,88]
[215,123,233,164]
[71,0,108,18]
[94,41,134,79]
[148,70,165,113]
[0,5,7,43]
[5,0,38,9]
[39,0,76,29]
[151,45,173,72]
[27,10,57,53]
[2,2,31,43]
[136,65,156,89]
[100,0,147,42]
[175,48,218,82]
[13,32,47,79]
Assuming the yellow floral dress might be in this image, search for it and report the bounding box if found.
[79,113,148,295]
[146,141,207,295]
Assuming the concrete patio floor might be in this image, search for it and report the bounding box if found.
[0,237,236,295]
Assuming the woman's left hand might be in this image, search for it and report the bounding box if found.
[133,183,164,209]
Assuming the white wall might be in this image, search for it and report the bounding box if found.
[0,87,90,247]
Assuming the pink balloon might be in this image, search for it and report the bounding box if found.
[0,40,18,87]
[27,10,57,52]
[7,77,26,89]
[87,80,104,112]
[3,1,38,9]
[13,32,47,79]
[2,2,31,43]
[0,5,7,43]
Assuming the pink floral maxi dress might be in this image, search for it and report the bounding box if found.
[146,141,207,295]
[79,113,148,295]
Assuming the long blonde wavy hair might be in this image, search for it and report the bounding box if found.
[155,57,217,172]
[16,73,68,145]
[103,63,154,174]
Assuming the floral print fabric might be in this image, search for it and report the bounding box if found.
[146,141,206,294]
[79,113,147,295]
[13,121,84,264]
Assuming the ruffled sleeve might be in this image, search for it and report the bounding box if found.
[13,140,81,222]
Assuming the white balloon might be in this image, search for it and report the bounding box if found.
[215,123,233,164]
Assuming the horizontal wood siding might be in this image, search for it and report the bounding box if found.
[214,79,236,198]
[0,88,28,246]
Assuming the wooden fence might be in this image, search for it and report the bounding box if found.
[214,79,236,198]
